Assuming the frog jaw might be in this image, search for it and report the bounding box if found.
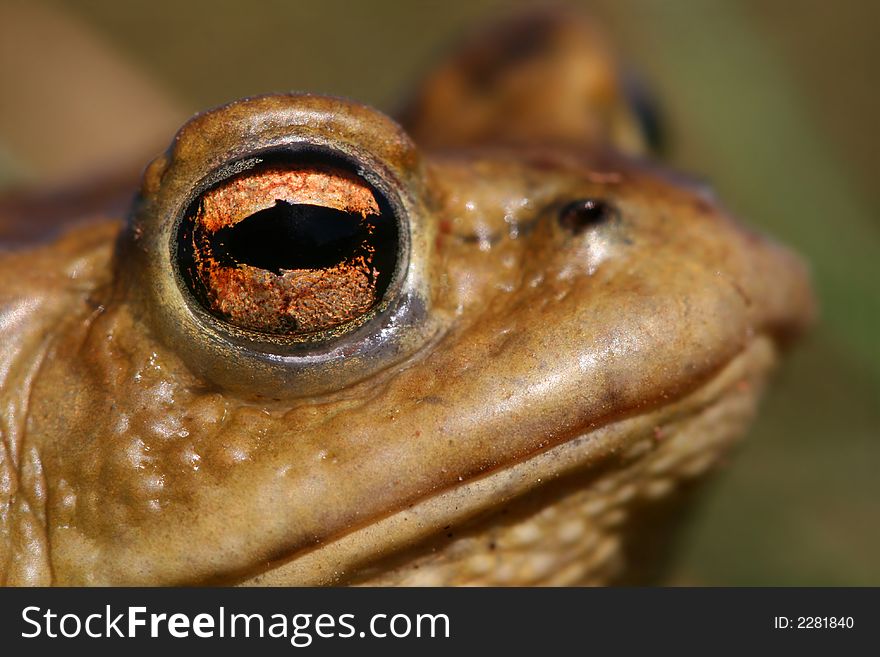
[240,335,777,586]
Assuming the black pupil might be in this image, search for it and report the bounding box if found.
[210,200,370,274]
[558,199,614,234]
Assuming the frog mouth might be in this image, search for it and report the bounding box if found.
[238,334,778,586]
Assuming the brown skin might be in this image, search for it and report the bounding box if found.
[0,9,813,585]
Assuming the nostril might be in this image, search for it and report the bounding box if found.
[557,198,617,234]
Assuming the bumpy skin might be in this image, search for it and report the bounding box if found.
[0,9,813,585]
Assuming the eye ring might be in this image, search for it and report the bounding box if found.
[123,95,436,399]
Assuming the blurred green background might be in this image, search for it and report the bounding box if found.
[1,0,877,584]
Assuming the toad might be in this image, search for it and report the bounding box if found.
[0,9,813,585]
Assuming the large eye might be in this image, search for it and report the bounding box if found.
[123,95,435,398]
[176,151,399,339]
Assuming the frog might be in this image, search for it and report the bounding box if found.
[0,8,813,585]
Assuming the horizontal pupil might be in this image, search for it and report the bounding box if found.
[211,201,369,274]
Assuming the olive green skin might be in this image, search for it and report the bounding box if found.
[0,9,813,586]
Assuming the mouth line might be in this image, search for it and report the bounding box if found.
[234,333,778,586]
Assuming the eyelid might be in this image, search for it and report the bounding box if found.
[122,95,437,399]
